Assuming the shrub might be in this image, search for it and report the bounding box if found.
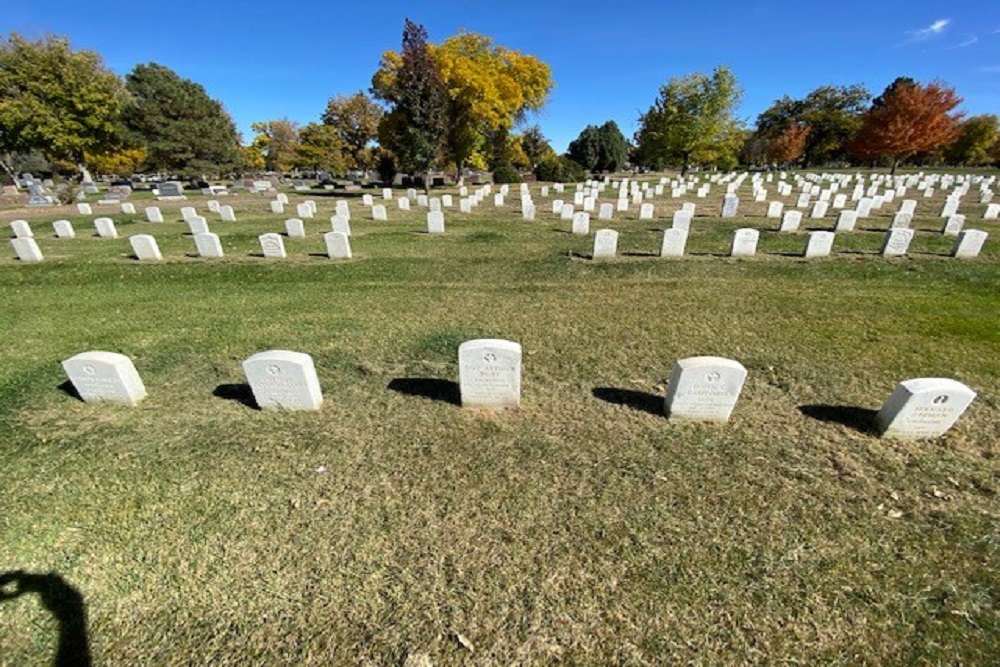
[535,156,586,183]
[491,163,523,183]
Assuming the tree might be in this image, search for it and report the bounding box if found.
[371,20,449,187]
[945,115,999,166]
[122,62,242,177]
[596,121,629,172]
[291,123,345,173]
[766,123,810,166]
[634,66,742,175]
[0,33,126,177]
[567,125,600,171]
[847,78,963,175]
[85,148,148,177]
[321,92,382,172]
[250,119,300,172]
[519,125,555,169]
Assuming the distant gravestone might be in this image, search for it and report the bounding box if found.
[721,195,739,218]
[803,231,835,258]
[145,206,164,223]
[94,218,118,239]
[158,181,184,198]
[458,339,522,409]
[560,203,574,220]
[207,200,220,213]
[592,229,618,259]
[53,220,74,238]
[639,203,655,219]
[417,194,428,207]
[766,201,783,219]
[730,229,759,257]
[983,203,1000,220]
[891,212,912,229]
[834,210,857,232]
[779,210,802,232]
[459,198,472,213]
[382,188,393,200]
[10,220,33,238]
[881,228,914,257]
[571,211,590,235]
[672,210,692,231]
[598,203,614,220]
[62,351,147,406]
[942,214,965,236]
[259,233,286,258]
[296,202,313,218]
[362,193,374,207]
[194,232,224,258]
[324,231,352,259]
[180,206,197,221]
[77,203,92,215]
[372,205,388,221]
[522,204,536,221]
[10,238,43,262]
[940,198,960,218]
[270,200,285,214]
[551,199,564,214]
[441,194,453,208]
[243,350,323,411]
[331,214,351,236]
[285,218,305,237]
[130,234,162,261]
[875,378,976,439]
[810,201,829,219]
[660,228,688,258]
[664,356,747,422]
[219,205,236,222]
[899,199,917,215]
[121,202,136,215]
[187,216,209,235]
[952,229,987,258]
[427,211,445,234]
[398,197,411,211]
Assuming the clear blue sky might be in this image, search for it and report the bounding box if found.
[6,1,999,152]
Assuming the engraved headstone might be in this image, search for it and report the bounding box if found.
[639,203,655,219]
[592,229,618,259]
[952,229,987,258]
[10,220,33,238]
[271,200,285,214]
[130,234,162,261]
[285,218,305,237]
[664,356,747,422]
[242,350,323,410]
[259,233,286,258]
[77,203,92,215]
[766,201,783,219]
[372,205,388,221]
[834,210,857,232]
[780,210,802,232]
[296,202,313,219]
[187,216,209,235]
[331,214,351,236]
[427,211,445,234]
[881,228,914,257]
[62,351,147,405]
[158,181,184,197]
[560,203,574,220]
[598,203,614,220]
[397,197,411,211]
[660,228,688,257]
[53,220,75,238]
[11,237,43,262]
[219,205,236,222]
[942,214,965,236]
[730,228,759,257]
[571,211,590,235]
[94,218,118,239]
[194,232,224,258]
[984,203,1000,220]
[121,202,136,215]
[180,206,197,221]
[145,206,163,223]
[875,378,976,439]
[891,212,912,229]
[803,231,835,258]
[458,339,522,409]
[721,195,739,218]
[324,231,352,259]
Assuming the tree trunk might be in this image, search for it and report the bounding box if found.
[890,157,899,177]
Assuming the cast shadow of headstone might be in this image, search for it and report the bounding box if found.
[213,383,259,410]
[57,380,83,402]
[387,378,460,406]
[0,570,92,667]
[798,404,877,434]
[592,387,663,416]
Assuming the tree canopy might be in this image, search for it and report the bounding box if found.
[250,119,300,172]
[945,115,999,166]
[322,92,382,172]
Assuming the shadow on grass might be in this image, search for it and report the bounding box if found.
[623,251,659,258]
[592,387,663,416]
[0,570,92,667]
[766,251,803,258]
[798,404,877,434]
[388,378,460,406]
[213,383,259,410]
[57,380,83,402]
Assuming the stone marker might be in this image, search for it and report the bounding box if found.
[592,229,618,259]
[219,205,236,222]
[398,197,411,211]
[458,339,522,409]
[270,200,285,214]
[207,200,220,213]
[952,229,987,258]
[639,203,655,219]
[363,194,374,207]
[571,211,590,235]
[121,202,136,215]
[984,203,1000,220]
[53,220,74,238]
[11,237,43,262]
[77,203,92,215]
[145,206,164,223]
[803,231,835,258]
[130,234,162,260]
[10,220,33,238]
[331,214,351,236]
[942,214,965,236]
[561,203,574,220]
[660,228,687,257]
[881,228,914,257]
[285,218,305,238]
[187,216,209,235]
[552,199,564,214]
[891,212,912,229]
[180,206,197,220]
[835,210,857,232]
[242,350,323,411]
[427,211,445,234]
[810,201,829,218]
[522,204,536,221]
[372,205,387,221]
[779,210,802,232]
[730,228,759,257]
[598,203,614,220]
[875,378,976,439]
[721,195,739,218]
[194,232,224,258]
[324,231,352,259]
[766,201,783,219]
[672,210,693,231]
[157,181,184,198]
[664,356,747,422]
[259,233,286,258]
[94,218,118,239]
[296,202,313,219]
[62,351,147,406]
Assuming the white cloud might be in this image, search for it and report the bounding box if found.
[907,18,951,41]
[951,35,978,48]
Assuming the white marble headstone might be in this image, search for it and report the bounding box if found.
[331,214,351,236]
[259,233,286,258]
[875,378,976,439]
[664,356,747,422]
[11,237,43,262]
[592,229,618,259]
[458,339,522,409]
[285,218,305,238]
[10,220,33,238]
[427,211,445,234]
[270,200,285,214]
[324,231,352,259]
[780,210,802,232]
[130,234,162,260]
[571,212,590,235]
[640,203,654,219]
[145,206,163,223]
[766,201,783,219]
[598,203,614,220]
[53,220,75,238]
[187,216,209,235]
[835,210,857,232]
[296,202,314,219]
[660,228,687,257]
[194,232,224,258]
[730,228,759,257]
[372,205,388,221]
[881,228,914,257]
[94,218,118,239]
[721,195,739,218]
[803,231,834,258]
[952,229,987,258]
[62,351,146,406]
[243,350,323,410]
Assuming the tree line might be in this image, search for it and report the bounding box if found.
[1,25,996,185]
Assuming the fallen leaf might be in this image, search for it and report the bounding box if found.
[454,632,475,652]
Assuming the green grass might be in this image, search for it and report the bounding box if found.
[1,177,999,665]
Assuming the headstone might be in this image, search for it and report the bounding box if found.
[427,211,445,234]
[810,201,829,219]
[362,194,374,207]
[180,206,197,221]
[94,218,118,239]
[10,238,43,262]
[459,198,472,213]
[592,229,618,260]
[766,201,783,219]
[77,203,92,215]
[61,351,147,406]
[276,193,289,204]
[158,181,184,198]
[952,229,987,258]
[571,212,590,235]
[983,203,1000,220]
[382,188,392,200]
[721,195,739,218]
[324,231,352,259]
[397,197,411,211]
[53,220,75,238]
[270,200,285,214]
[458,339,522,409]
[943,214,965,236]
[372,205,388,221]
[417,194,428,207]
[194,232,224,258]
[664,356,747,422]
[899,199,917,215]
[598,203,614,220]
[207,200,221,213]
[640,203,655,219]
[522,204,536,221]
[187,216,209,235]
[730,228,759,257]
[560,203,574,220]
[552,200,563,214]
[780,210,802,232]
[258,232,286,258]
[331,214,351,236]
[835,210,858,232]
[242,350,323,411]
[296,202,313,218]
[145,206,163,223]
[441,194,453,208]
[121,202,136,215]
[129,234,162,261]
[891,212,912,229]
[660,228,688,257]
[10,220,33,238]
[803,231,835,258]
[219,205,236,222]
[285,218,305,237]
[875,378,976,439]
[881,228,914,257]
[940,199,960,218]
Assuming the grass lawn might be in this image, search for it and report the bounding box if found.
[1,176,999,665]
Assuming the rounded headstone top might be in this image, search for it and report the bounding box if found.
[243,350,314,366]
[458,339,522,355]
[675,356,747,372]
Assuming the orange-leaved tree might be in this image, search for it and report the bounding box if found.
[847,78,963,175]
[766,122,810,166]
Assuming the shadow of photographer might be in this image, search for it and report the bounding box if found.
[0,570,92,667]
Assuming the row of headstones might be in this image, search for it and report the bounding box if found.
[60,348,977,440]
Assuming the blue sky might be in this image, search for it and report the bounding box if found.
[5,1,999,152]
